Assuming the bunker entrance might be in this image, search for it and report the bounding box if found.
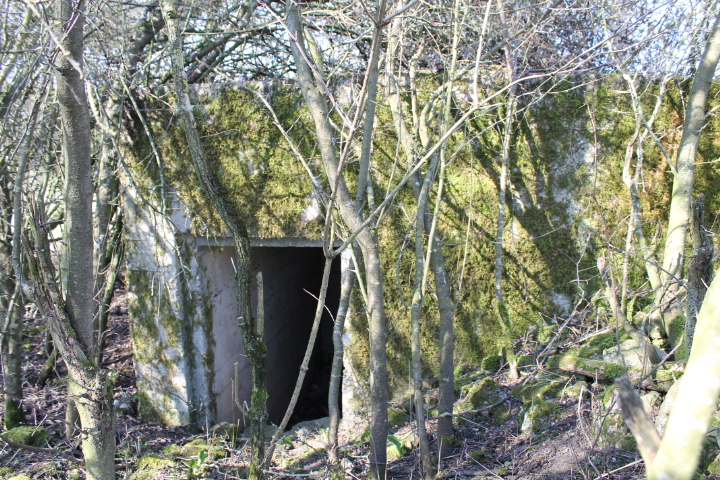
[251,246,341,427]
[204,243,341,429]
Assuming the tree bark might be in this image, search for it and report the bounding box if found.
[159,1,268,478]
[286,5,389,477]
[51,0,117,477]
[23,202,116,480]
[659,17,720,347]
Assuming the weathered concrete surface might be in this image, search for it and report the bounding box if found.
[124,184,346,428]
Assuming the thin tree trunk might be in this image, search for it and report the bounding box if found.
[159,1,268,478]
[286,5,389,477]
[386,13,455,461]
[328,248,356,464]
[24,202,116,480]
[684,194,713,358]
[659,17,720,348]
[52,0,116,476]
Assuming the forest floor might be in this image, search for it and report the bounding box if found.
[0,285,649,480]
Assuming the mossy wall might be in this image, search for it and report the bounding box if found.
[124,78,720,410]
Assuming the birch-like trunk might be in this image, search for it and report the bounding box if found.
[286,5,389,476]
[659,17,720,347]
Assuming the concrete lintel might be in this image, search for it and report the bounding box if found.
[186,234,333,248]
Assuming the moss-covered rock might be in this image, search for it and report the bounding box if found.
[481,355,501,372]
[163,438,227,461]
[462,377,501,410]
[654,361,684,392]
[546,354,629,380]
[6,475,30,480]
[3,426,48,447]
[519,399,560,438]
[512,378,566,403]
[564,381,590,399]
[388,407,409,428]
[592,410,628,448]
[130,454,180,480]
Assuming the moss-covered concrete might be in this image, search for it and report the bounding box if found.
[122,77,720,422]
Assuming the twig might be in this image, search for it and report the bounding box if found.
[0,433,81,463]
[592,459,643,479]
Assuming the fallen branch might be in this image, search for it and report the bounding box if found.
[0,433,81,463]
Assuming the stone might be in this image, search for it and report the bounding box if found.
[3,426,48,447]
[641,391,662,415]
[656,378,682,436]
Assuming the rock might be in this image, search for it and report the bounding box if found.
[512,378,566,403]
[462,377,501,410]
[130,454,178,480]
[547,354,628,380]
[519,399,559,438]
[656,378,682,436]
[288,417,330,438]
[3,426,48,447]
[564,381,590,399]
[163,438,226,461]
[388,407,408,428]
[517,354,535,368]
[114,393,136,415]
[640,391,662,414]
[603,339,647,370]
[653,361,684,392]
[481,355,501,372]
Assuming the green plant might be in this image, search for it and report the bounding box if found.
[184,448,208,479]
[387,435,406,458]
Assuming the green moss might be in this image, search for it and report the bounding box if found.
[512,379,566,403]
[125,78,720,414]
[519,398,560,436]
[131,454,179,480]
[616,434,637,451]
[0,467,13,479]
[4,426,48,447]
[547,353,628,380]
[6,475,30,480]
[388,407,409,428]
[480,355,501,372]
[3,399,23,430]
[163,438,226,461]
[462,377,500,410]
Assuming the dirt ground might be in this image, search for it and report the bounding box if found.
[0,285,648,479]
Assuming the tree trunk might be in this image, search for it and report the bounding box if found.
[684,194,713,358]
[159,1,267,478]
[52,0,116,476]
[286,5,389,477]
[328,248,355,464]
[659,17,720,348]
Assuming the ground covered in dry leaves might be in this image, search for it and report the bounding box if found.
[0,285,648,479]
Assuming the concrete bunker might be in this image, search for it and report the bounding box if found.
[198,238,342,428]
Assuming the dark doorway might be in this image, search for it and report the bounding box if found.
[250,247,341,427]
